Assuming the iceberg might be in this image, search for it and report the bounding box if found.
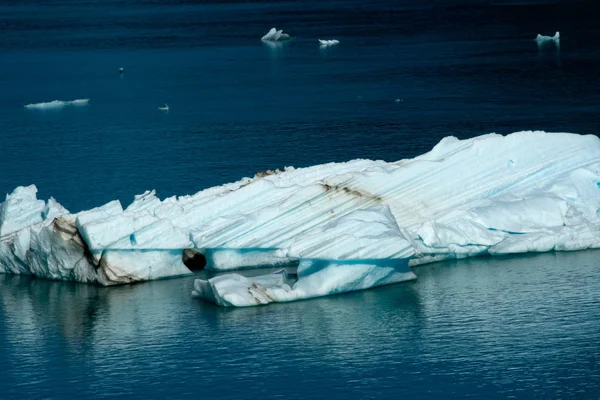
[261,27,291,42]
[1,131,600,306]
[319,39,339,47]
[535,31,560,47]
[24,99,90,109]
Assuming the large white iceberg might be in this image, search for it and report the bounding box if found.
[1,131,599,305]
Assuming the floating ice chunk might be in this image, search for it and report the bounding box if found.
[24,99,89,109]
[158,104,169,111]
[192,269,294,307]
[1,131,600,299]
[319,39,339,47]
[192,259,416,307]
[261,27,290,42]
[535,31,560,46]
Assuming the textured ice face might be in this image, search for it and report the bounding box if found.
[1,131,599,305]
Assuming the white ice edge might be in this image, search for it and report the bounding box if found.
[1,131,599,306]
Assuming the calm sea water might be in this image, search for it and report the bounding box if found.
[1,251,599,399]
[1,0,600,398]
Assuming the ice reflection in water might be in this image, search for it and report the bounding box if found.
[1,250,600,399]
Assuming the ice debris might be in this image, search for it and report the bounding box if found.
[319,39,339,47]
[261,27,291,42]
[535,31,560,47]
[24,99,90,109]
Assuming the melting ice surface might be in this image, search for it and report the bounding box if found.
[1,131,600,306]
[24,99,90,109]
[261,27,290,42]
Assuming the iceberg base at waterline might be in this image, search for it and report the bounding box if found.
[261,27,290,42]
[1,131,599,306]
[192,259,416,307]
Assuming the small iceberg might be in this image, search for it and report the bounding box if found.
[158,104,169,112]
[319,39,339,47]
[261,27,290,42]
[535,31,560,47]
[24,99,90,109]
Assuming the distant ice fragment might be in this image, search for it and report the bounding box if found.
[319,39,339,47]
[261,27,290,42]
[158,103,169,111]
[535,31,560,47]
[24,99,90,109]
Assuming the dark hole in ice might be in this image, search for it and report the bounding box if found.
[182,249,206,271]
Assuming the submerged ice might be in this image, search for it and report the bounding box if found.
[1,131,599,306]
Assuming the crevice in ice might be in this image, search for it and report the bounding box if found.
[486,227,526,235]
[182,249,206,271]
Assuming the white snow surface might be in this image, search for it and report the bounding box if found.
[24,99,90,109]
[1,131,600,305]
[261,27,290,42]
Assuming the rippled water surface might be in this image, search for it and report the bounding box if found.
[1,251,599,399]
[1,0,599,210]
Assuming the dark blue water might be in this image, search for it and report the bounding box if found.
[1,0,599,211]
[1,251,599,399]
[1,1,600,398]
